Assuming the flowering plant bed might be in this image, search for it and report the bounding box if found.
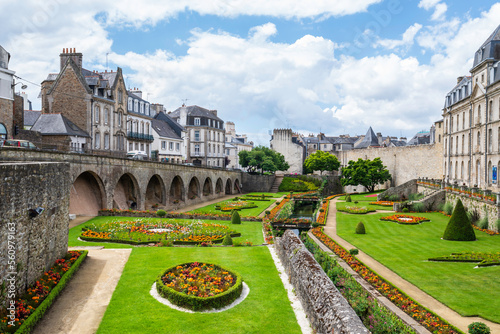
[380,214,429,225]
[316,194,345,225]
[337,206,376,214]
[99,208,260,221]
[369,201,394,206]
[81,220,240,245]
[156,262,243,311]
[0,251,87,333]
[311,228,461,334]
[429,252,500,267]
[218,201,258,211]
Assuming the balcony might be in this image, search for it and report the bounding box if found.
[191,151,202,157]
[127,131,154,142]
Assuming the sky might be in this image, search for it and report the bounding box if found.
[1,0,500,146]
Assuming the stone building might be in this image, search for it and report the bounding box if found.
[443,24,500,190]
[168,105,225,167]
[126,88,154,156]
[224,121,253,169]
[151,111,186,163]
[0,45,15,139]
[270,129,305,174]
[30,113,89,151]
[40,48,128,153]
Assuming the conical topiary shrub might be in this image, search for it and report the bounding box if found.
[346,194,352,202]
[355,222,366,234]
[222,233,233,246]
[231,210,241,224]
[443,199,476,241]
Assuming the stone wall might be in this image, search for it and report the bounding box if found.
[0,97,13,138]
[270,129,305,174]
[275,230,368,334]
[0,162,70,306]
[339,143,443,188]
[241,173,275,193]
[377,179,418,201]
[445,192,499,230]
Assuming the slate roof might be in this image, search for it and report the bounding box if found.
[31,114,89,137]
[154,111,185,137]
[444,76,472,108]
[169,105,223,122]
[355,127,380,149]
[407,131,430,146]
[24,110,41,127]
[151,119,182,140]
[473,24,500,68]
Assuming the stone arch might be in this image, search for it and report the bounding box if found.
[188,176,201,200]
[170,175,185,203]
[145,174,166,208]
[215,178,224,194]
[233,178,241,193]
[70,171,106,216]
[202,177,213,197]
[225,178,232,195]
[113,173,140,210]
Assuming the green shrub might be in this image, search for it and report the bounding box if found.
[349,248,359,255]
[265,210,271,215]
[467,209,481,225]
[160,239,174,247]
[355,222,366,234]
[443,202,454,216]
[496,219,500,232]
[402,208,409,213]
[411,202,425,213]
[388,195,399,202]
[468,322,490,334]
[214,205,221,210]
[478,217,489,230]
[443,199,476,241]
[345,194,352,202]
[231,210,241,224]
[319,209,324,213]
[278,177,319,192]
[222,234,233,246]
[156,209,166,217]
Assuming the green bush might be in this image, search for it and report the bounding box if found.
[156,209,167,217]
[478,217,489,230]
[443,202,454,216]
[411,202,425,213]
[159,239,174,247]
[468,322,490,334]
[402,208,409,213]
[443,199,476,241]
[278,176,320,192]
[265,210,271,215]
[222,234,233,246]
[355,222,366,234]
[349,248,359,255]
[389,195,399,202]
[345,194,352,202]
[231,210,241,224]
[467,209,481,225]
[496,219,500,232]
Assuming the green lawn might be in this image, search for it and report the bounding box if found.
[69,216,265,248]
[336,207,500,323]
[337,193,393,211]
[242,192,288,198]
[97,247,302,334]
[187,196,277,217]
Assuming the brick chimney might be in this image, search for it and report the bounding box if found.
[60,48,83,72]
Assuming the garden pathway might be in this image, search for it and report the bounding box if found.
[323,197,500,334]
[32,248,131,334]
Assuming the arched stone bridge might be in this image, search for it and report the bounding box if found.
[0,149,253,216]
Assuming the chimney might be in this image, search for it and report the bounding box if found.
[211,109,217,117]
[130,87,142,99]
[457,76,464,84]
[60,47,83,72]
[180,106,188,126]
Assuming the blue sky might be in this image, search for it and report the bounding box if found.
[2,0,500,145]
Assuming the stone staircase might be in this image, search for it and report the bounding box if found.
[270,175,284,193]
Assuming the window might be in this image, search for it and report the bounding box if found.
[140,102,144,114]
[0,123,7,139]
[194,118,200,126]
[129,142,133,151]
[208,119,211,127]
[450,137,453,155]
[169,142,173,150]
[104,133,110,149]
[140,143,144,151]
[128,98,132,111]
[161,141,166,150]
[95,106,100,123]
[477,131,481,151]
[118,90,123,104]
[462,112,465,129]
[456,136,458,154]
[194,130,200,141]
[489,129,493,152]
[176,143,180,151]
[462,134,464,154]
[118,112,122,127]
[478,105,481,124]
[438,134,441,143]
[217,133,220,142]
[134,100,138,112]
[461,162,464,180]
[145,104,149,116]
[104,108,109,124]
[95,132,100,149]
[194,144,200,154]
[489,101,493,122]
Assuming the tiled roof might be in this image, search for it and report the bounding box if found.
[355,127,379,149]
[151,119,182,140]
[170,105,223,122]
[31,114,89,137]
[24,110,41,127]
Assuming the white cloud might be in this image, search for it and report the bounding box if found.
[376,23,423,52]
[418,0,441,11]
[418,0,447,21]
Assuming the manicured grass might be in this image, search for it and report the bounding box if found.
[336,207,500,323]
[187,196,277,217]
[97,247,301,334]
[69,216,265,248]
[242,192,288,198]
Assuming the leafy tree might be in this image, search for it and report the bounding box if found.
[238,146,289,173]
[304,150,340,175]
[341,157,391,192]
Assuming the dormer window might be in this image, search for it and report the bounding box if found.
[134,100,138,112]
[194,118,200,126]
[128,97,132,111]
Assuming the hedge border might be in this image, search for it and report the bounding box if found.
[155,262,243,311]
[98,210,261,221]
[80,233,242,246]
[14,251,88,334]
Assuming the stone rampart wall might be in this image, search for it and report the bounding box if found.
[241,173,275,193]
[275,230,368,334]
[445,193,499,230]
[0,162,70,306]
[378,179,418,201]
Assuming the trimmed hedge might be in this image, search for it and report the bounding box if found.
[355,222,366,234]
[156,262,243,311]
[14,251,88,334]
[231,211,241,225]
[443,199,476,241]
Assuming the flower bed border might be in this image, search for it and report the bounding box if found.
[7,251,88,334]
[311,227,462,334]
[80,233,242,245]
[156,262,243,311]
[380,214,430,225]
[98,209,260,221]
[337,207,376,214]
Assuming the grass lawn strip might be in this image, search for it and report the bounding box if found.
[335,206,500,324]
[187,196,277,217]
[96,247,302,334]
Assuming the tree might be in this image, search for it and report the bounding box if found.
[238,146,290,173]
[341,157,391,192]
[443,199,476,241]
[304,150,340,175]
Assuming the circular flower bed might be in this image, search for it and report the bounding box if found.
[218,201,257,211]
[80,220,240,245]
[337,206,376,214]
[156,262,243,311]
[380,214,430,225]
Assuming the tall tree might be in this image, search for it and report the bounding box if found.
[341,157,391,192]
[238,146,290,173]
[304,150,340,175]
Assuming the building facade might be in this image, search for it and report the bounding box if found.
[126,88,154,156]
[224,121,253,169]
[0,45,14,140]
[270,129,305,174]
[443,24,500,190]
[151,112,186,163]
